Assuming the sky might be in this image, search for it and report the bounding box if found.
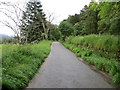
[0,0,91,36]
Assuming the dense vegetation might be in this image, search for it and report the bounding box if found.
[1,0,120,89]
[2,41,51,89]
[60,34,120,84]
[2,1,120,43]
[58,1,120,84]
[59,2,120,40]
[21,0,47,43]
[21,0,59,43]
[66,35,120,54]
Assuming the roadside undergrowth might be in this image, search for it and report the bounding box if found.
[61,34,120,84]
[2,40,52,90]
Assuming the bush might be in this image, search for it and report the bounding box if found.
[113,73,120,84]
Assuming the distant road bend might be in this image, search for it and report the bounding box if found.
[27,42,113,88]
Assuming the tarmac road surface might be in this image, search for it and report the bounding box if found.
[27,42,113,88]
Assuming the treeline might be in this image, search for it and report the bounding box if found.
[0,37,20,44]
[59,2,120,40]
[3,0,58,44]
[1,1,120,43]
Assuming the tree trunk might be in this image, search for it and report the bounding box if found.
[41,17,48,40]
[19,32,21,44]
[25,32,28,44]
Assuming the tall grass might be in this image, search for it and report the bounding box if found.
[62,42,120,84]
[2,40,52,89]
[66,34,119,53]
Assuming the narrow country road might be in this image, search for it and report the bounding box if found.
[27,42,113,88]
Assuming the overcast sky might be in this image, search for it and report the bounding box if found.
[0,0,91,36]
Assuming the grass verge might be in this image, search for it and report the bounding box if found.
[2,40,52,89]
[60,34,120,84]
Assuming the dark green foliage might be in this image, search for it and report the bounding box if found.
[58,2,120,40]
[59,21,75,40]
[50,28,61,41]
[98,2,120,35]
[109,14,120,35]
[81,3,99,35]
[113,73,120,84]
[21,0,47,43]
[2,41,51,89]
[68,14,80,25]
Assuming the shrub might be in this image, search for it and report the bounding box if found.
[112,73,120,84]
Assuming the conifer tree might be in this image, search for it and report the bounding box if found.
[21,0,47,43]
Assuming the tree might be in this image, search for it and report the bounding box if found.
[0,2,25,43]
[67,14,80,25]
[73,22,83,36]
[45,12,56,40]
[58,1,120,38]
[98,2,120,35]
[97,2,112,34]
[82,2,99,35]
[21,0,47,43]
[59,20,75,40]
[109,2,120,35]
[49,24,61,40]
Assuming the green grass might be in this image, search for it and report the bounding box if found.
[2,40,52,89]
[66,34,120,54]
[61,34,120,84]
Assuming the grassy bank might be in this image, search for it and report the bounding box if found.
[61,34,120,84]
[66,35,120,54]
[2,40,52,89]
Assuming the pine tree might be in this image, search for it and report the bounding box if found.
[21,0,47,43]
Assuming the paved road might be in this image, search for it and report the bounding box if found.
[27,42,113,88]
